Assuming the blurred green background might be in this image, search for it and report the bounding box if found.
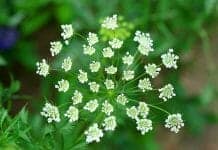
[0,0,218,149]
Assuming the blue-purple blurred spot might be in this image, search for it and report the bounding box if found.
[0,27,19,51]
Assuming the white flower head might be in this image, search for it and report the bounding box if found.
[122,52,134,66]
[41,103,60,123]
[64,106,79,122]
[104,79,115,90]
[102,116,117,131]
[161,49,179,69]
[138,102,149,118]
[89,82,100,93]
[122,70,135,81]
[55,79,69,92]
[145,63,161,78]
[136,118,153,135]
[134,31,153,47]
[84,99,99,112]
[87,32,99,46]
[109,38,123,49]
[36,59,49,77]
[138,78,152,92]
[85,123,103,143]
[102,47,114,58]
[101,14,118,30]
[72,90,83,105]
[159,84,175,101]
[78,69,88,83]
[137,44,154,56]
[62,57,72,72]
[102,101,113,116]
[165,113,184,133]
[116,94,128,105]
[83,45,96,55]
[61,24,74,44]
[89,61,101,72]
[105,65,117,74]
[50,41,62,56]
[126,106,139,120]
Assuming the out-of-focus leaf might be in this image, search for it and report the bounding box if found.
[205,0,217,15]
[200,84,215,105]
[0,55,7,66]
[21,12,50,35]
[18,107,28,124]
[15,41,38,70]
[9,80,20,94]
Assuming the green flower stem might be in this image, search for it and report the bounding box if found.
[128,98,170,115]
[147,104,170,115]
[74,32,87,41]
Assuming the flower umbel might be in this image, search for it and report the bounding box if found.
[37,14,184,144]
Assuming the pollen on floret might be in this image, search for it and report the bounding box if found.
[105,65,117,74]
[159,84,175,101]
[64,106,79,122]
[126,106,139,120]
[36,59,49,77]
[85,123,104,143]
[138,78,152,92]
[101,14,118,30]
[102,116,117,131]
[41,103,60,123]
[109,38,123,49]
[83,45,96,55]
[165,113,184,133]
[136,118,153,135]
[72,90,83,105]
[116,93,128,105]
[55,79,69,92]
[104,79,115,90]
[87,32,99,46]
[145,63,161,78]
[89,61,101,72]
[83,99,99,112]
[88,82,100,93]
[78,69,88,84]
[61,57,72,72]
[161,49,179,69]
[102,101,113,116]
[122,52,134,66]
[122,70,135,81]
[50,41,62,56]
[102,47,114,58]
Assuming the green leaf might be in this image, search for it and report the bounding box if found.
[0,55,7,66]
[9,80,20,94]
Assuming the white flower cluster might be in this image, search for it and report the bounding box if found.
[165,113,184,133]
[50,41,62,56]
[38,14,183,144]
[55,79,69,92]
[109,38,123,49]
[40,103,60,123]
[36,59,49,77]
[61,24,74,45]
[134,31,153,56]
[126,102,152,134]
[64,106,79,122]
[101,14,118,30]
[61,57,72,72]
